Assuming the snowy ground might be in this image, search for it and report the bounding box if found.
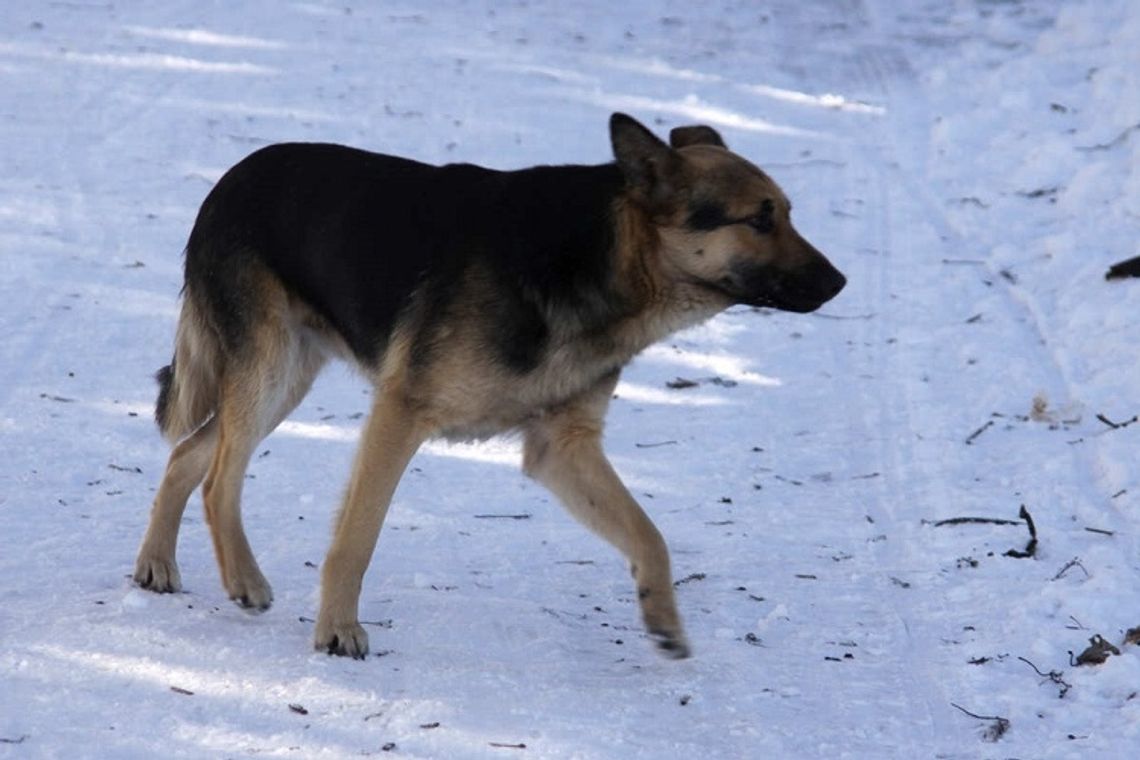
[2,1,1138,757]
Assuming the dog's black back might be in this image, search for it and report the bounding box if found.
[186,144,627,370]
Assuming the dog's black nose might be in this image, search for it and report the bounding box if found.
[826,270,847,299]
[809,258,846,304]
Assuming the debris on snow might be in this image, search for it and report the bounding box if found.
[1070,635,1121,666]
[1003,505,1037,559]
[951,702,1010,743]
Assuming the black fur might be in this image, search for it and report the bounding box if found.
[1105,255,1140,280]
[688,198,776,234]
[183,144,627,372]
[687,201,730,231]
[725,256,847,313]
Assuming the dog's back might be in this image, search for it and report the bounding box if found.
[183,144,626,368]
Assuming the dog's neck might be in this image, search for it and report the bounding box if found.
[606,196,731,348]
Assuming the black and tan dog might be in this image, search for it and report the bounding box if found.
[133,113,845,660]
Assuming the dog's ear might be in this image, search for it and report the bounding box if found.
[610,113,681,211]
[669,124,727,149]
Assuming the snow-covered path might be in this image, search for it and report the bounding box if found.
[2,2,1137,758]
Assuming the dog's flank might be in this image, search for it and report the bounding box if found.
[134,113,845,661]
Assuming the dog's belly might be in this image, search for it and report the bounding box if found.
[415,343,625,442]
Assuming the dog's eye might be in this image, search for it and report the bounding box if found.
[747,199,775,235]
[747,216,774,235]
[688,202,729,231]
[747,216,773,234]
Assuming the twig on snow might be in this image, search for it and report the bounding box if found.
[950,702,1010,742]
[1003,505,1037,559]
[1095,413,1138,430]
[1052,557,1089,581]
[673,572,707,587]
[1016,186,1060,200]
[965,420,995,445]
[1066,615,1087,631]
[665,376,737,390]
[933,516,1021,527]
[1018,656,1072,698]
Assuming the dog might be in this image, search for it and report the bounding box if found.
[133,113,845,660]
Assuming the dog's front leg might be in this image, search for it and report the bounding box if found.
[523,376,690,659]
[314,388,427,659]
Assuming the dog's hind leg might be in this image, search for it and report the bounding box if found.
[201,370,272,610]
[134,416,218,593]
[135,333,324,602]
[201,318,326,611]
[523,372,690,659]
[314,383,429,658]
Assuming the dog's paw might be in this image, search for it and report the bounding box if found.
[649,628,692,660]
[133,555,182,594]
[313,619,369,660]
[225,571,273,613]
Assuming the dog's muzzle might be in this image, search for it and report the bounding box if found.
[723,257,846,313]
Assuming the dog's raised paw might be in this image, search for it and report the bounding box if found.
[649,629,692,660]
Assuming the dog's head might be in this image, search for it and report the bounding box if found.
[610,113,845,313]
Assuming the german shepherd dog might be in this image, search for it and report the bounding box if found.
[133,113,845,659]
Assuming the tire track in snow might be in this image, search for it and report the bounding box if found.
[839,5,1140,755]
[815,36,949,751]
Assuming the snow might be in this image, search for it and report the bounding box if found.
[1,1,1138,757]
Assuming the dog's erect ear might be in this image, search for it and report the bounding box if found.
[610,113,681,210]
[669,124,727,149]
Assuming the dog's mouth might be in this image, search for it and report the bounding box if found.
[714,260,846,313]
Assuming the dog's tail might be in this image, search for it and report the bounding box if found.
[155,290,222,444]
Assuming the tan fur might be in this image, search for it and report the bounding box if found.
[158,296,223,444]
